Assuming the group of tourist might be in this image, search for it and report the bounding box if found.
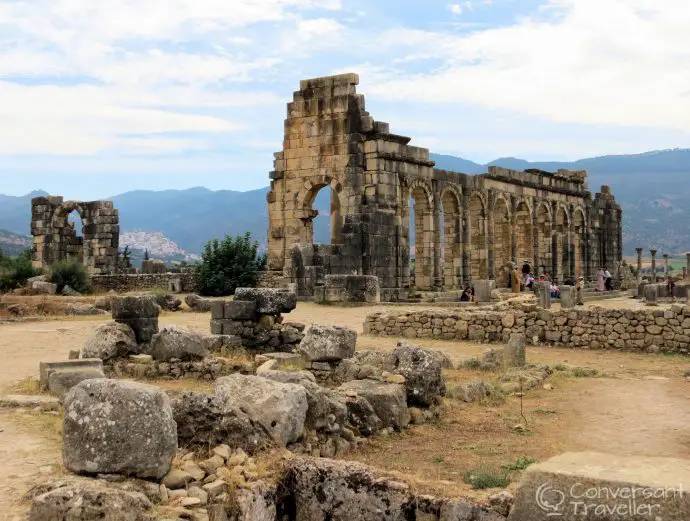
[594,267,614,292]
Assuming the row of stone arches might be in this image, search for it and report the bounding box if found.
[405,180,589,289]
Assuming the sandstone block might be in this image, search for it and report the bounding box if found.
[234,288,297,314]
[82,322,138,361]
[297,324,357,362]
[148,326,209,361]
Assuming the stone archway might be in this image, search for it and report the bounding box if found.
[492,196,512,286]
[469,192,488,280]
[515,200,533,269]
[573,207,586,278]
[301,181,342,245]
[440,187,462,289]
[536,202,552,276]
[555,205,570,282]
[407,180,434,289]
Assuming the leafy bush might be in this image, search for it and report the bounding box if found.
[503,456,537,471]
[195,233,267,297]
[0,249,41,292]
[50,260,90,294]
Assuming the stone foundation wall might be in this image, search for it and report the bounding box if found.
[90,272,197,293]
[364,304,690,354]
[256,270,286,288]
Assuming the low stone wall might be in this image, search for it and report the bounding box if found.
[91,272,197,293]
[364,303,690,354]
[105,356,256,380]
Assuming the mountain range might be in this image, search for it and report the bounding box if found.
[1,148,689,258]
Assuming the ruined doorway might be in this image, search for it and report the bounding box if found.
[492,197,512,287]
[536,203,552,277]
[555,206,570,282]
[409,184,433,289]
[573,208,586,278]
[441,189,462,289]
[515,202,533,270]
[469,193,488,280]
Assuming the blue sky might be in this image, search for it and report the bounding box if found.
[0,0,688,200]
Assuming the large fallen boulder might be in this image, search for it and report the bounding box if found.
[111,296,160,343]
[281,458,415,521]
[62,379,177,479]
[82,323,138,361]
[508,451,690,521]
[338,393,383,437]
[389,342,446,407]
[234,288,297,314]
[338,380,410,431]
[148,326,209,361]
[297,324,357,362]
[32,280,57,295]
[154,293,182,311]
[29,481,152,521]
[259,370,347,431]
[171,391,273,454]
[215,374,307,447]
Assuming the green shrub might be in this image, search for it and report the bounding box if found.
[463,467,510,489]
[0,249,41,292]
[50,260,90,294]
[195,233,267,297]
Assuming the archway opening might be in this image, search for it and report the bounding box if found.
[555,207,570,282]
[573,209,585,278]
[515,202,533,270]
[536,204,552,277]
[64,209,84,263]
[469,194,488,280]
[492,198,511,287]
[305,184,341,245]
[441,190,461,289]
[409,186,432,289]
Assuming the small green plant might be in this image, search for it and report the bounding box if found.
[503,456,537,471]
[535,408,557,415]
[429,455,445,464]
[553,363,569,371]
[460,358,482,370]
[150,286,169,297]
[463,467,510,489]
[50,260,89,294]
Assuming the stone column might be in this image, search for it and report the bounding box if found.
[683,267,687,280]
[663,254,669,278]
[461,204,470,285]
[635,248,643,280]
[432,196,443,289]
[650,249,657,283]
[686,253,690,280]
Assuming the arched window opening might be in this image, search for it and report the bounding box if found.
[409,186,432,289]
[304,185,341,245]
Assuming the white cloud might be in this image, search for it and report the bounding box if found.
[365,0,690,133]
[449,4,463,15]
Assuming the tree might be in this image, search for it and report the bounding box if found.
[0,249,40,292]
[118,246,132,270]
[195,233,267,296]
[144,249,150,261]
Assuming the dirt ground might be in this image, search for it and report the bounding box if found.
[2,300,690,516]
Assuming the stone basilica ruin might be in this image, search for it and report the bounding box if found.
[267,73,623,300]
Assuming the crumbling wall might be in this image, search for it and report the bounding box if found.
[364,304,690,354]
[31,196,119,275]
[267,74,623,298]
[90,272,197,293]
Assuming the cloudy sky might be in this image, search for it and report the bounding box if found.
[0,0,688,199]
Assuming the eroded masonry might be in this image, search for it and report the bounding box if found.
[31,196,119,275]
[266,73,622,300]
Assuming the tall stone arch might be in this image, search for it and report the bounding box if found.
[468,191,489,281]
[406,178,435,289]
[491,194,512,286]
[439,184,463,289]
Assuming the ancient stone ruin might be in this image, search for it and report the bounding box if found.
[31,195,119,275]
[266,73,623,301]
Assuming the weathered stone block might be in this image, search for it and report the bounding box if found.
[508,452,690,521]
[234,288,297,315]
[39,359,104,392]
[225,300,258,320]
[297,324,357,362]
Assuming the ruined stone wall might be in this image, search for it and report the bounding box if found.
[267,74,623,298]
[364,304,690,354]
[90,272,197,293]
[31,196,119,275]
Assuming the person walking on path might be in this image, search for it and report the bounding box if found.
[595,268,606,292]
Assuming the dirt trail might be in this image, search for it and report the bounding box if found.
[1,303,690,513]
